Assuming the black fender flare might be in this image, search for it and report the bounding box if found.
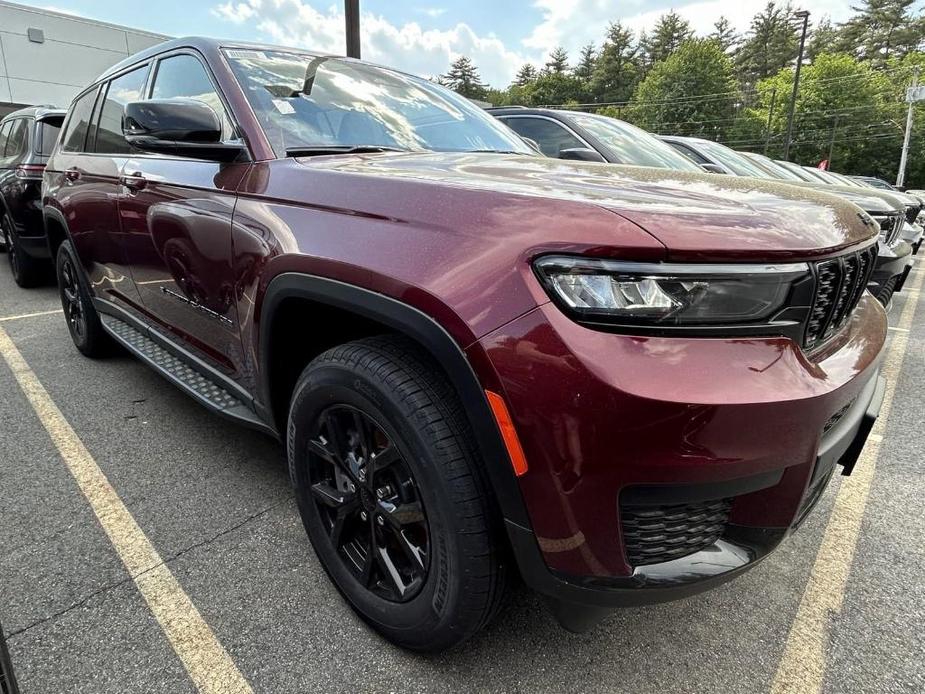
[258,272,533,530]
[42,205,71,256]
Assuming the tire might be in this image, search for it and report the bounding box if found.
[56,240,114,358]
[3,214,44,288]
[874,276,898,307]
[287,335,508,651]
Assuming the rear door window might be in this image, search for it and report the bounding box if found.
[36,120,63,156]
[0,121,11,159]
[61,89,99,153]
[93,66,149,154]
[5,119,28,161]
[501,117,584,158]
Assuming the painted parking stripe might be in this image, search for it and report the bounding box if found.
[771,267,925,694]
[0,309,63,322]
[0,325,252,694]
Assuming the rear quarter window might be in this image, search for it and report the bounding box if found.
[61,89,99,153]
[36,120,63,156]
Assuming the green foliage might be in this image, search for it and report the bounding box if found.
[513,64,538,87]
[590,22,642,103]
[574,44,598,82]
[710,17,740,54]
[441,56,487,99]
[627,39,740,139]
[837,0,924,67]
[545,47,570,74]
[643,11,694,65]
[736,2,800,85]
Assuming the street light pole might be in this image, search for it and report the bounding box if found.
[783,10,810,161]
[345,0,361,59]
[897,66,920,188]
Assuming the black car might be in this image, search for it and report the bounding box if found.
[0,106,66,287]
[488,107,712,171]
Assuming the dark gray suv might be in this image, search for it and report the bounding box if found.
[0,106,65,287]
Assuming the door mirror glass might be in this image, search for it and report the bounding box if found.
[559,147,606,163]
[123,100,244,162]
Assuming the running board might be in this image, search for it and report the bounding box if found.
[99,313,272,434]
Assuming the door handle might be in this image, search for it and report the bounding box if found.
[64,168,81,183]
[120,173,148,192]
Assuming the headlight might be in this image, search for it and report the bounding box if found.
[534,256,811,327]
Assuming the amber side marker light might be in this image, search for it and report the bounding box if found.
[485,390,528,477]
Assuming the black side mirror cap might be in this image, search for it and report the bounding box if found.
[559,147,607,163]
[123,99,246,163]
[700,163,729,174]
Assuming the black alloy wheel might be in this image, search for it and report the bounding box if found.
[308,405,429,602]
[59,255,87,342]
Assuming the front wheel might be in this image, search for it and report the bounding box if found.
[287,336,508,651]
[3,214,43,288]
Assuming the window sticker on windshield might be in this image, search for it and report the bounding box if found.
[272,99,296,115]
[226,49,266,61]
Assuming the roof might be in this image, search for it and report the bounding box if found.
[1,105,67,122]
[97,36,331,84]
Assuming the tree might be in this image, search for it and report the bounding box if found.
[710,17,740,54]
[545,46,570,74]
[513,64,538,87]
[574,44,598,81]
[628,39,740,139]
[736,2,800,86]
[441,56,487,99]
[806,16,842,61]
[591,22,643,103]
[837,0,924,66]
[646,11,694,64]
[529,72,584,105]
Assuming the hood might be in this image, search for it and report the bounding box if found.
[299,152,878,260]
[769,180,902,215]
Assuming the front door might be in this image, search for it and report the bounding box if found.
[117,51,249,381]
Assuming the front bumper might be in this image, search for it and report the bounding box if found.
[871,240,913,300]
[475,294,886,619]
[901,221,923,255]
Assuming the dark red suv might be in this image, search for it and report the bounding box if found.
[43,38,887,651]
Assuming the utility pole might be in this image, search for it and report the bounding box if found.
[897,66,920,188]
[764,86,777,155]
[827,114,839,168]
[783,10,810,161]
[345,0,361,59]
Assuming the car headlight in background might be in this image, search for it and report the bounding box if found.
[534,256,811,327]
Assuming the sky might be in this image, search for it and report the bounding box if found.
[29,0,880,86]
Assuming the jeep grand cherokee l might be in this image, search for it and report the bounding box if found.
[43,38,887,651]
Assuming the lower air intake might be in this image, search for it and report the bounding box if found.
[621,498,732,567]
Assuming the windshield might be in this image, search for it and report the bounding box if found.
[741,152,805,182]
[862,177,894,190]
[804,167,843,185]
[693,139,773,178]
[774,160,818,182]
[223,49,533,157]
[567,113,701,171]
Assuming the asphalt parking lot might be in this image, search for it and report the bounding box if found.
[0,259,922,694]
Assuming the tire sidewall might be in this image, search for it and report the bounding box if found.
[56,240,103,355]
[288,362,463,641]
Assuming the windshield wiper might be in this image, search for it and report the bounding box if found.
[286,145,408,157]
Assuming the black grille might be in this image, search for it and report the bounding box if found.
[804,245,877,349]
[621,498,732,566]
[905,204,921,225]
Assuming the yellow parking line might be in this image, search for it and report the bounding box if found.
[771,267,925,694]
[0,309,63,322]
[0,326,252,694]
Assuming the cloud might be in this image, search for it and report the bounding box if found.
[420,8,448,18]
[212,0,531,86]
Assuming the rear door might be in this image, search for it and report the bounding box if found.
[117,50,250,381]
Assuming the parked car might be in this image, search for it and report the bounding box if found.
[0,106,65,287]
[45,37,887,650]
[660,136,913,306]
[488,107,714,171]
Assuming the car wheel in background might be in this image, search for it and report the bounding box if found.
[287,336,508,652]
[56,240,114,358]
[3,214,43,288]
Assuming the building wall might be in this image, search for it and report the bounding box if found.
[0,0,168,117]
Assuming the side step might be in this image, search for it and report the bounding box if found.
[100,313,272,434]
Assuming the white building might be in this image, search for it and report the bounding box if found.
[0,0,167,117]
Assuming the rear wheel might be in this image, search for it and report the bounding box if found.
[3,214,43,288]
[287,336,507,651]
[56,240,113,357]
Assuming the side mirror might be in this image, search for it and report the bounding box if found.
[123,100,245,162]
[700,163,728,174]
[559,147,607,163]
